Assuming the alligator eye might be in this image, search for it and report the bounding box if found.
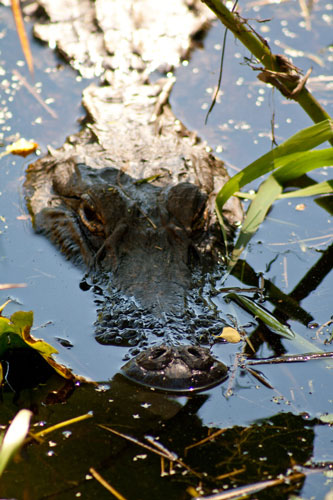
[79,197,104,236]
[82,203,96,222]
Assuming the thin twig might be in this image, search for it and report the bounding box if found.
[205,16,229,123]
[298,0,312,31]
[185,428,227,454]
[215,467,246,481]
[145,435,178,461]
[225,353,243,397]
[0,283,27,290]
[202,0,333,142]
[245,351,333,366]
[89,467,127,500]
[268,233,333,246]
[99,425,173,460]
[282,256,288,288]
[244,366,274,389]
[316,319,333,340]
[29,412,93,441]
[193,469,320,499]
[99,425,202,478]
[12,69,58,119]
[11,0,33,74]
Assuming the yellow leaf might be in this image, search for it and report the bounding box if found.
[0,300,11,315]
[219,327,241,343]
[21,326,58,357]
[6,138,38,157]
[45,356,79,381]
[0,306,90,384]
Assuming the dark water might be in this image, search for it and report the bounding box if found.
[0,3,332,499]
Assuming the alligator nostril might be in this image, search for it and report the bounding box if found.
[121,344,228,393]
[179,345,214,370]
[150,346,168,360]
[135,345,173,370]
[187,346,201,357]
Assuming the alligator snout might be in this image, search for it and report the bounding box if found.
[121,344,228,392]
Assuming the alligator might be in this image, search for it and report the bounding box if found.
[25,0,242,391]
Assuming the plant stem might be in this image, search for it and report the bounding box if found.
[202,0,333,143]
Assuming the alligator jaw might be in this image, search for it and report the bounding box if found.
[121,344,228,393]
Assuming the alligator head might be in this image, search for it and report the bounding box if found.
[26,154,232,391]
[31,157,217,311]
[25,78,243,392]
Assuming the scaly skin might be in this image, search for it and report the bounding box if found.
[25,0,242,391]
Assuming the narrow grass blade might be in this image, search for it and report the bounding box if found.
[274,148,333,183]
[226,294,333,367]
[226,293,295,339]
[216,119,333,213]
[0,410,32,477]
[279,180,333,198]
[235,180,333,200]
[227,175,282,270]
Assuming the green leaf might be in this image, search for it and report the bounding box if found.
[0,302,83,382]
[0,409,32,477]
[279,180,333,198]
[274,148,333,184]
[0,317,15,336]
[226,295,333,366]
[234,180,333,200]
[228,176,282,270]
[9,310,33,330]
[216,119,333,212]
[226,293,295,339]
[0,309,58,358]
[217,121,333,268]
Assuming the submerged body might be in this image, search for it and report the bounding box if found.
[25,0,242,391]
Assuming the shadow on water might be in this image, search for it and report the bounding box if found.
[0,2,332,499]
[0,371,324,500]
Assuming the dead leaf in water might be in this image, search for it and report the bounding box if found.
[6,138,38,157]
[0,138,38,159]
[218,326,241,343]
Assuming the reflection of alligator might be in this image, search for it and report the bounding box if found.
[25,0,242,391]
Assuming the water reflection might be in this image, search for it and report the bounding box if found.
[231,242,333,327]
[0,374,323,499]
